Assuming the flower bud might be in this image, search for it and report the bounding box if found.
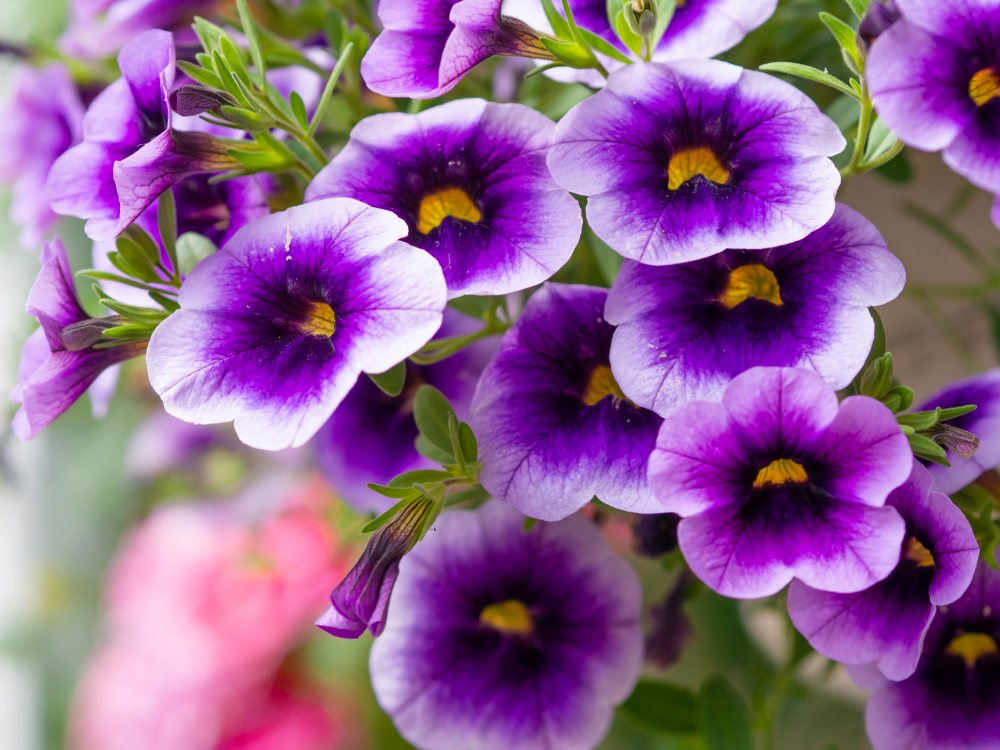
[858,1,901,54]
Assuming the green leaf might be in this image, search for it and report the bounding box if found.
[236,0,266,89]
[289,91,309,129]
[613,10,644,56]
[458,422,478,464]
[176,232,218,277]
[864,117,899,162]
[415,435,455,465]
[366,484,422,501]
[907,433,950,465]
[540,0,572,39]
[650,0,678,51]
[308,42,354,137]
[819,12,859,64]
[621,680,699,735]
[176,60,223,89]
[698,676,754,750]
[389,469,453,487]
[759,62,858,100]
[842,0,872,20]
[369,361,407,397]
[157,187,178,278]
[575,27,632,64]
[414,385,458,457]
[541,37,596,68]
[218,104,274,131]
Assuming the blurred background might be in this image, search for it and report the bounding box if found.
[1,1,998,749]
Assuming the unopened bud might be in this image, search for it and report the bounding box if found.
[169,85,235,117]
[929,423,980,460]
[858,1,901,54]
[60,317,120,351]
[859,352,894,399]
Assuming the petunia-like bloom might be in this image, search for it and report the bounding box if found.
[48,30,237,241]
[146,198,447,451]
[0,63,83,247]
[856,559,1000,750]
[472,283,663,521]
[369,501,643,750]
[547,60,845,265]
[360,0,551,99]
[604,203,905,414]
[12,239,145,440]
[867,0,1000,193]
[917,369,1000,494]
[648,367,913,599]
[317,496,436,639]
[315,311,494,513]
[788,462,979,680]
[306,99,580,299]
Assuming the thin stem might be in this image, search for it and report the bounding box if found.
[841,78,873,176]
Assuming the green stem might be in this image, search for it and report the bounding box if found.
[841,78,873,176]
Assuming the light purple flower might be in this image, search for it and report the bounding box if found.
[605,203,904,414]
[0,64,83,247]
[361,0,551,99]
[317,496,436,639]
[918,369,1000,494]
[547,61,845,265]
[146,198,447,451]
[648,367,912,599]
[788,462,979,680]
[12,239,145,440]
[48,30,237,241]
[867,0,1000,193]
[856,559,1000,750]
[369,500,643,750]
[315,311,495,513]
[60,0,211,59]
[472,283,663,521]
[306,99,581,299]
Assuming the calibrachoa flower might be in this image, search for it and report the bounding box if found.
[0,63,83,247]
[48,30,237,241]
[472,283,663,521]
[317,496,436,638]
[868,0,1000,193]
[648,367,912,599]
[788,463,979,680]
[315,311,494,513]
[12,239,145,440]
[306,99,581,299]
[855,559,1000,750]
[369,501,643,750]
[918,369,1000,494]
[361,0,551,99]
[604,203,905,414]
[547,60,845,265]
[147,198,447,450]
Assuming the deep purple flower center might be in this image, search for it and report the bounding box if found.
[581,364,628,406]
[298,301,336,337]
[970,67,1000,108]
[479,598,534,636]
[719,264,783,309]
[416,186,482,235]
[945,632,998,668]
[752,458,808,489]
[667,146,730,191]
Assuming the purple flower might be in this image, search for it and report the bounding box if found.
[145,198,447,450]
[361,0,551,99]
[48,30,237,241]
[369,500,643,750]
[788,462,979,680]
[317,496,437,639]
[60,0,211,59]
[856,559,1000,750]
[867,0,1000,193]
[547,61,845,265]
[917,369,1000,495]
[472,283,663,521]
[306,99,581,299]
[12,239,145,440]
[315,311,494,513]
[648,367,913,599]
[0,64,83,247]
[604,203,905,414]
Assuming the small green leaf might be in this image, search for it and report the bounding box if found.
[575,27,632,64]
[176,60,223,89]
[368,361,407,397]
[842,0,872,20]
[458,422,478,464]
[621,680,699,735]
[415,435,455,465]
[699,676,754,750]
[613,10,644,56]
[236,0,266,89]
[907,433,950,465]
[864,117,899,162]
[541,37,596,68]
[176,232,218,277]
[308,42,354,138]
[389,469,452,487]
[759,62,859,100]
[540,0,572,39]
[157,187,178,277]
[414,385,458,455]
[819,12,859,64]
[650,0,678,51]
[360,496,414,532]
[366,484,422,501]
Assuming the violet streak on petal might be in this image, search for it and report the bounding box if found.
[547,60,845,265]
[648,367,913,599]
[369,501,643,750]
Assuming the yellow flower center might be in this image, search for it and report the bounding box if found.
[945,632,999,668]
[479,599,534,636]
[416,186,482,235]
[299,301,336,337]
[719,264,783,309]
[667,146,730,191]
[582,364,627,406]
[903,537,936,568]
[969,67,1000,107]
[753,458,808,489]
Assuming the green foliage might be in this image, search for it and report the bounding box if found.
[368,361,407,397]
[699,676,755,750]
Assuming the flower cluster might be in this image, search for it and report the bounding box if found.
[3,0,1000,748]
